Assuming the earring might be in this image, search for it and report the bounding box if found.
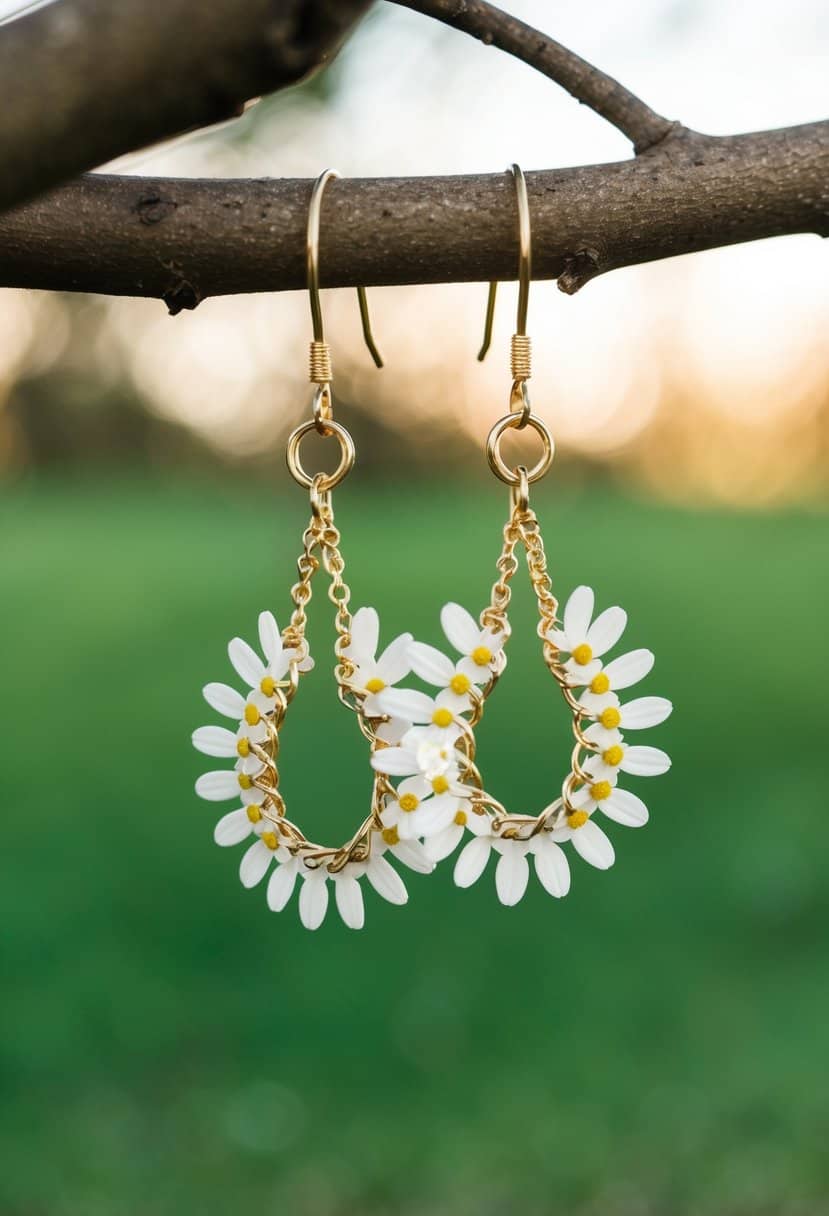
[371,165,673,907]
[192,169,434,930]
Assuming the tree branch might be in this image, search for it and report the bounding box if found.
[394,0,678,152]
[0,122,825,310]
[0,0,370,213]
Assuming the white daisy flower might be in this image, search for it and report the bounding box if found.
[407,641,481,714]
[380,774,463,841]
[423,799,491,862]
[192,722,267,775]
[371,726,461,782]
[548,585,627,685]
[371,828,435,875]
[549,807,616,869]
[375,686,465,735]
[195,767,266,804]
[213,800,275,846]
[239,823,284,888]
[586,695,673,748]
[582,731,671,783]
[342,607,413,720]
[226,610,313,711]
[440,602,506,682]
[569,775,649,827]
[578,649,655,714]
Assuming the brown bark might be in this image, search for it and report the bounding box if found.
[0,123,825,311]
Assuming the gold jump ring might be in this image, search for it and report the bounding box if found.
[486,412,554,486]
[286,418,356,491]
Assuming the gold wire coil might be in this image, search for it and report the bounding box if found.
[309,340,332,384]
[286,418,356,491]
[486,412,554,487]
[510,333,532,381]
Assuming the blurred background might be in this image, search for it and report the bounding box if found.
[1,0,828,1213]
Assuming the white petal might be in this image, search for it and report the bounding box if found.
[213,807,253,846]
[228,637,266,688]
[440,602,481,655]
[375,688,435,724]
[375,716,411,745]
[239,840,272,888]
[602,649,655,691]
[391,839,435,874]
[453,836,492,887]
[583,723,622,747]
[366,855,408,905]
[299,873,329,930]
[620,745,671,776]
[376,633,413,686]
[571,819,615,869]
[347,606,379,663]
[620,696,673,729]
[257,611,283,664]
[195,770,241,801]
[465,807,495,836]
[266,861,298,911]
[192,725,238,757]
[534,841,571,897]
[585,606,627,657]
[547,628,569,651]
[423,822,464,862]
[203,682,245,719]
[417,799,457,837]
[334,873,365,930]
[602,788,649,827]
[495,848,530,906]
[370,746,417,776]
[407,642,455,687]
[563,585,594,647]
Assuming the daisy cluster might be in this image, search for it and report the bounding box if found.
[192,588,671,929]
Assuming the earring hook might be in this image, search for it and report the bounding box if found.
[477,163,532,362]
[307,168,383,370]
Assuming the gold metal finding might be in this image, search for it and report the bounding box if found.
[477,163,531,366]
[306,168,383,377]
[481,163,554,489]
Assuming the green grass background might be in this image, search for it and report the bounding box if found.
[1,476,827,1215]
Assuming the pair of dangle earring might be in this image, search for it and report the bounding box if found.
[192,165,673,930]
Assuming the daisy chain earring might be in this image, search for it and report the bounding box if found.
[371,165,674,907]
[192,169,435,930]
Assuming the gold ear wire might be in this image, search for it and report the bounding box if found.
[307,169,383,378]
[477,163,532,366]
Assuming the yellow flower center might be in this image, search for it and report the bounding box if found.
[449,673,471,696]
[602,745,624,767]
[572,643,593,666]
[590,672,610,695]
[431,707,454,728]
[365,677,386,694]
[260,676,276,697]
[589,781,612,802]
[382,826,400,846]
[454,809,467,826]
[260,831,279,850]
[471,645,492,667]
[246,804,262,824]
[236,737,250,758]
[431,775,449,795]
[567,810,589,829]
[237,773,254,790]
[599,707,622,729]
[244,703,261,726]
[399,793,420,813]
